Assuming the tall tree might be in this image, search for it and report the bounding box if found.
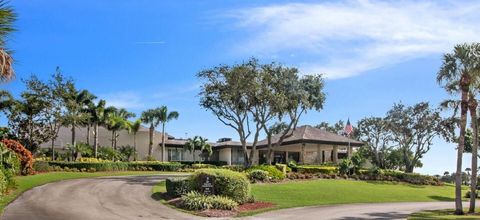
[261,66,325,164]
[357,117,392,169]
[87,99,111,158]
[437,43,480,215]
[0,0,16,83]
[386,102,453,173]
[129,119,141,161]
[141,108,161,157]
[46,68,71,160]
[62,86,96,151]
[198,59,260,166]
[7,76,55,152]
[158,106,179,162]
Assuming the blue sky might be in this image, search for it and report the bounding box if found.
[2,0,480,175]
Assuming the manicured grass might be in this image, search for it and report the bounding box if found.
[251,179,458,210]
[409,209,480,219]
[0,171,179,214]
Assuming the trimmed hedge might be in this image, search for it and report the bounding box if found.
[190,169,251,204]
[166,177,192,197]
[0,169,6,195]
[246,165,285,180]
[297,166,338,175]
[177,161,228,167]
[47,161,184,172]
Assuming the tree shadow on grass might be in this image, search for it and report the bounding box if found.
[428,195,454,201]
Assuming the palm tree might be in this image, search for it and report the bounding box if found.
[129,119,141,161]
[158,106,179,162]
[141,108,161,158]
[183,136,212,163]
[87,99,110,158]
[437,43,480,215]
[62,86,96,152]
[0,1,16,83]
[105,108,134,151]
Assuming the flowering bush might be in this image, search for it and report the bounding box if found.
[1,139,34,175]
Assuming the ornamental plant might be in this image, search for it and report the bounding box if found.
[1,139,34,175]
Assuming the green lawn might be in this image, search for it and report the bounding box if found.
[251,179,458,211]
[153,178,463,216]
[0,171,179,214]
[409,209,480,219]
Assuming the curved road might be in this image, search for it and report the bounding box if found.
[2,175,462,220]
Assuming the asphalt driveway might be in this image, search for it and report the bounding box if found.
[2,174,464,220]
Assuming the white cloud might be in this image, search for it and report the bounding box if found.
[227,0,480,79]
[101,91,145,109]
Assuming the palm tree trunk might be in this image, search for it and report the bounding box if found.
[133,133,137,161]
[93,123,98,158]
[86,124,91,146]
[148,125,154,157]
[162,123,166,162]
[455,91,468,215]
[71,123,76,147]
[469,96,478,213]
[111,131,114,148]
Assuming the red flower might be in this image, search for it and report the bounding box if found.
[1,139,34,175]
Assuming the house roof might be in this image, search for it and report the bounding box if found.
[256,125,363,147]
[164,125,363,148]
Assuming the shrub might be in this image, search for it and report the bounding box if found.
[181,191,238,210]
[190,169,250,204]
[166,177,192,197]
[247,169,269,183]
[33,160,52,172]
[0,168,6,195]
[339,159,354,175]
[275,164,287,175]
[1,139,34,175]
[78,157,111,163]
[191,163,216,169]
[221,165,245,172]
[246,165,285,180]
[209,195,238,210]
[296,165,337,175]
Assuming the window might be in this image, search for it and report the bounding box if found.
[168,148,184,161]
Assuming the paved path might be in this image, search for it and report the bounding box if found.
[2,175,464,220]
[247,202,466,220]
[2,174,202,220]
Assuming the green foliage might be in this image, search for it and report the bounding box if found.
[0,169,6,195]
[246,165,285,180]
[339,159,354,175]
[47,161,184,172]
[98,147,121,161]
[190,169,251,204]
[117,145,136,162]
[247,169,269,183]
[296,165,337,174]
[275,164,288,175]
[191,163,216,169]
[183,136,212,162]
[166,177,192,197]
[181,191,238,210]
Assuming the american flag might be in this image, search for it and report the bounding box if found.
[344,119,353,136]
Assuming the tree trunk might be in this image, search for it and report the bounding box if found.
[162,123,166,162]
[71,123,76,147]
[148,125,154,157]
[455,90,468,215]
[133,133,137,161]
[51,139,55,161]
[93,123,98,158]
[86,124,91,146]
[266,133,273,164]
[111,131,114,148]
[469,96,478,213]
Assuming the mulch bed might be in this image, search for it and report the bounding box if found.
[166,196,275,217]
